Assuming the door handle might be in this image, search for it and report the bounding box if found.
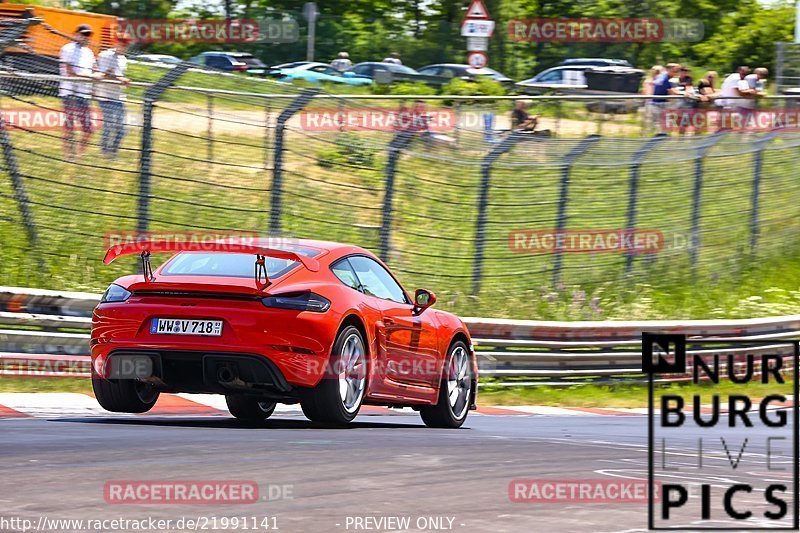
[384,317,395,326]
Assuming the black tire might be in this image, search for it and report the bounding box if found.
[225,395,276,421]
[92,373,159,414]
[301,325,367,424]
[420,340,473,429]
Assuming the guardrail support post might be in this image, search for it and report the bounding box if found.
[750,132,777,254]
[552,135,600,287]
[688,131,726,276]
[269,89,318,236]
[0,18,41,248]
[379,130,414,261]
[137,62,191,235]
[624,134,667,274]
[471,133,525,296]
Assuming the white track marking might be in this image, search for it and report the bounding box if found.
[0,393,110,417]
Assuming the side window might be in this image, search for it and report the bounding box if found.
[348,256,407,304]
[538,70,563,83]
[418,67,440,76]
[207,56,230,69]
[331,258,361,291]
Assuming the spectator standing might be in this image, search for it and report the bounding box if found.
[650,63,681,130]
[59,24,96,161]
[96,33,131,159]
[383,52,402,65]
[719,66,754,110]
[331,51,352,72]
[642,65,663,96]
[746,67,769,101]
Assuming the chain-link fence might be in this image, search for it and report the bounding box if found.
[2,18,800,319]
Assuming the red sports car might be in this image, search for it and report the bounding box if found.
[91,238,477,428]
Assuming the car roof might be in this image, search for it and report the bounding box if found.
[200,51,254,57]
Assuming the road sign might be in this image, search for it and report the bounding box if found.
[465,0,490,20]
[467,51,488,69]
[467,36,488,51]
[461,20,494,37]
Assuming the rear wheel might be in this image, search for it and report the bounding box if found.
[301,325,367,424]
[420,341,472,428]
[92,373,159,414]
[225,395,276,421]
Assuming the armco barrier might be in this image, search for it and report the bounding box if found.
[0,287,798,384]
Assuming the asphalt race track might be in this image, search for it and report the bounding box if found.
[0,404,792,533]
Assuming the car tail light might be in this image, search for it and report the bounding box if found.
[100,284,131,303]
[233,64,248,71]
[262,292,330,312]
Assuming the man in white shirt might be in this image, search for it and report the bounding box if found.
[382,52,402,65]
[330,51,352,72]
[59,24,96,161]
[719,66,755,110]
[96,33,131,159]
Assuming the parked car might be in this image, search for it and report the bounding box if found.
[559,58,632,68]
[347,62,443,84]
[188,52,268,76]
[516,65,590,93]
[93,238,477,428]
[271,61,313,70]
[417,63,514,86]
[271,62,372,86]
[135,54,182,66]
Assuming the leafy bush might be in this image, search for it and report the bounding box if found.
[441,77,506,97]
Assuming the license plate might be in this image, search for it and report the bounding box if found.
[150,318,223,336]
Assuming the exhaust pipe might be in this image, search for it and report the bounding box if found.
[217,366,237,384]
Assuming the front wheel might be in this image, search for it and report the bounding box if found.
[301,325,367,424]
[225,395,276,421]
[420,341,473,428]
[92,373,159,414]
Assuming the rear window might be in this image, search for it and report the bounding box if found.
[161,248,321,279]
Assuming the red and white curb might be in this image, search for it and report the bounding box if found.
[0,393,647,419]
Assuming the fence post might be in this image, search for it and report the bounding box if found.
[137,62,191,235]
[206,92,214,163]
[776,42,785,94]
[471,133,525,296]
[688,131,726,275]
[0,18,40,247]
[624,134,667,274]
[263,97,272,170]
[269,89,318,236]
[750,131,777,254]
[552,135,600,287]
[379,130,414,261]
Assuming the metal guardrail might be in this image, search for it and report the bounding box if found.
[0,287,798,385]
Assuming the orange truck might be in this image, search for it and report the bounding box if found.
[0,3,117,60]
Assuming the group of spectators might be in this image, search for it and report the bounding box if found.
[59,24,131,161]
[643,63,769,129]
[329,51,403,71]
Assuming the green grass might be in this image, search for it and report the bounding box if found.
[0,376,91,393]
[479,379,794,408]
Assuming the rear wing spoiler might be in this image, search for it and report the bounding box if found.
[103,240,320,291]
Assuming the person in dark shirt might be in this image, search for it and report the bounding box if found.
[511,100,537,131]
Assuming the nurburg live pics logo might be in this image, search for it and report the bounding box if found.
[643,333,799,530]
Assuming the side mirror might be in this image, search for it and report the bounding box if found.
[413,289,436,315]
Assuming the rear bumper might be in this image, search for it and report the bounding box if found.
[91,296,342,388]
[97,349,296,398]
